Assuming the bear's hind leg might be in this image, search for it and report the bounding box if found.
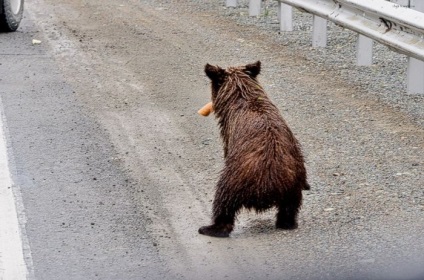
[276,189,302,230]
[198,222,233,238]
[199,197,239,238]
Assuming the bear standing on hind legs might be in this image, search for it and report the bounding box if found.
[199,61,310,238]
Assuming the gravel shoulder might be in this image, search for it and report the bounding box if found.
[23,0,424,279]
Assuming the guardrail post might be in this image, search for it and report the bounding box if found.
[312,16,327,47]
[249,0,261,16]
[278,2,293,31]
[226,0,237,7]
[407,57,424,94]
[356,34,373,66]
[407,0,424,94]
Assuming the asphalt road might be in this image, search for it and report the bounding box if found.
[0,0,423,279]
[0,7,166,280]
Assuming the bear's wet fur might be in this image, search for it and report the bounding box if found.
[199,61,310,238]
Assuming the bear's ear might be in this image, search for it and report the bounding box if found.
[205,63,225,82]
[244,61,261,78]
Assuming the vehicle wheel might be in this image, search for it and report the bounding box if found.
[0,0,24,32]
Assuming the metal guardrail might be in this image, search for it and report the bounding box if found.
[226,0,424,93]
[279,0,424,62]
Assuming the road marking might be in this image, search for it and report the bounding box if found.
[0,106,28,280]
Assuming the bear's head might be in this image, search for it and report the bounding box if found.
[204,61,261,102]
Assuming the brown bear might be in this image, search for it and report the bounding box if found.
[199,61,310,238]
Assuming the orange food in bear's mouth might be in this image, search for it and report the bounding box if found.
[198,102,213,117]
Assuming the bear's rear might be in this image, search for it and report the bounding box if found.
[199,61,309,238]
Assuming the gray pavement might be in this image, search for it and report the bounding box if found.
[0,12,165,280]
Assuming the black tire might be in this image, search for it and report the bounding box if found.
[0,0,24,32]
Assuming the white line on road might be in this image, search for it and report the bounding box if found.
[0,104,28,280]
